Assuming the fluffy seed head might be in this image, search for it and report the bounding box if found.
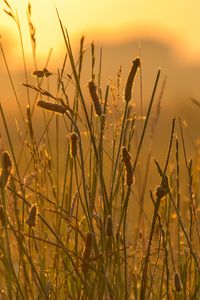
[124,57,140,102]
[37,100,66,114]
[88,80,102,116]
[26,204,37,228]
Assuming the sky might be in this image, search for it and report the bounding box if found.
[1,0,200,67]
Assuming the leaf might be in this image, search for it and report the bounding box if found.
[3,0,12,10]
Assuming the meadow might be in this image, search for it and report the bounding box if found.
[0,1,200,299]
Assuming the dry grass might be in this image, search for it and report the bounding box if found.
[0,1,200,299]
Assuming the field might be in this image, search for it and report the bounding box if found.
[0,2,200,299]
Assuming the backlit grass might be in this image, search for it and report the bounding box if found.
[0,1,200,299]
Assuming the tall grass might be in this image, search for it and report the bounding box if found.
[0,1,200,299]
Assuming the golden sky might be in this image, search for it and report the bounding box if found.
[1,0,200,66]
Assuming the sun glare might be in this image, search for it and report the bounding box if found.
[1,0,200,68]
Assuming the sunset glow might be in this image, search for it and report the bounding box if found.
[1,0,200,66]
[1,2,200,296]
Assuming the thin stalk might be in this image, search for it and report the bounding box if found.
[109,101,129,208]
[15,11,30,107]
[140,118,175,300]
[176,138,181,271]
[0,41,25,124]
[56,12,98,161]
[117,69,161,234]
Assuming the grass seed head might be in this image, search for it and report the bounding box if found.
[125,162,134,186]
[69,132,78,158]
[33,70,45,77]
[37,100,66,114]
[43,68,52,77]
[174,272,183,292]
[155,186,168,198]
[88,80,102,116]
[155,175,169,199]
[122,146,132,162]
[124,57,140,102]
[0,151,13,188]
[2,151,12,174]
[82,232,94,273]
[122,147,133,186]
[26,105,34,139]
[0,206,6,228]
[26,204,37,229]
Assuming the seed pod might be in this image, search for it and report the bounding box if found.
[106,215,113,237]
[82,232,94,273]
[174,272,183,292]
[122,147,133,186]
[88,80,102,116]
[0,151,13,188]
[124,57,140,102]
[26,204,37,228]
[37,100,66,114]
[69,132,78,158]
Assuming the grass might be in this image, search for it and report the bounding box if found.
[0,1,200,299]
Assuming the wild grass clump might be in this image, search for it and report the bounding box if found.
[0,1,200,299]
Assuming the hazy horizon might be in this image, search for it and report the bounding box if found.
[1,0,200,66]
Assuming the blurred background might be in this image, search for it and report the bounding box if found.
[0,0,200,154]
